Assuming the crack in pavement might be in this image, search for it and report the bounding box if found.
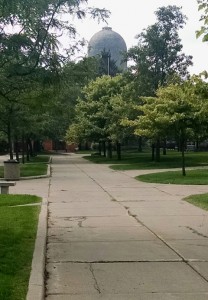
[125,208,208,284]
[185,226,208,239]
[89,263,101,294]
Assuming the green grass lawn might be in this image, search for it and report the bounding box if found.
[136,168,208,185]
[85,150,208,171]
[20,155,50,164]
[184,193,208,210]
[86,150,208,185]
[0,155,50,178]
[0,194,41,300]
[20,163,48,177]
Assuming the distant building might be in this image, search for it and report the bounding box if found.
[88,27,127,72]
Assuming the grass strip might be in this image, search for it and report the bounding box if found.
[184,193,208,211]
[20,163,48,177]
[136,169,208,185]
[0,155,49,178]
[0,194,41,300]
[85,151,208,170]
[21,155,50,164]
[0,164,48,178]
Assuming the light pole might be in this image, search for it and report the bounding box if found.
[107,54,110,75]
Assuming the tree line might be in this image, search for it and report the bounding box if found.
[0,0,109,160]
[1,1,208,175]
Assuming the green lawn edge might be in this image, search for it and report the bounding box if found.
[0,194,41,300]
[0,155,50,178]
[184,193,208,211]
[136,168,208,185]
[84,151,208,171]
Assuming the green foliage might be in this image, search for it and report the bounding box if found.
[0,0,110,157]
[0,0,110,77]
[65,123,85,144]
[124,76,208,144]
[65,75,135,145]
[197,0,208,42]
[50,57,102,138]
[126,5,192,96]
[0,194,41,300]
[122,75,208,174]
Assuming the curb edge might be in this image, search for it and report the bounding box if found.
[26,197,48,300]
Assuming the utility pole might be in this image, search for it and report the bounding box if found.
[107,54,110,75]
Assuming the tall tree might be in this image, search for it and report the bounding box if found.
[126,5,193,96]
[0,0,110,76]
[123,76,208,175]
[0,0,109,158]
[39,57,100,143]
[66,75,135,159]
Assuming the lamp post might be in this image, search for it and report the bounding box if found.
[107,54,110,75]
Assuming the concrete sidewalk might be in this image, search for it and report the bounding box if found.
[45,154,208,299]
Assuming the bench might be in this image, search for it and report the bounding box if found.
[0,181,16,194]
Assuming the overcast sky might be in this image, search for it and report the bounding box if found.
[71,0,207,75]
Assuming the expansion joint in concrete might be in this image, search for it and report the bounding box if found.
[185,226,208,239]
[47,259,183,264]
[123,207,185,259]
[74,163,122,205]
[124,207,208,285]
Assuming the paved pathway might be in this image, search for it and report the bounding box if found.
[43,154,208,299]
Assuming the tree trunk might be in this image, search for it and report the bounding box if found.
[8,122,13,160]
[116,141,121,160]
[14,136,20,162]
[27,138,33,157]
[54,140,58,152]
[107,140,112,159]
[85,142,89,150]
[177,138,181,152]
[138,137,142,152]
[98,141,102,156]
[102,141,106,157]
[26,139,30,162]
[181,147,186,176]
[34,140,41,155]
[78,143,82,151]
[196,139,199,151]
[155,139,160,162]
[181,130,186,176]
[163,139,167,155]
[22,134,25,164]
[151,143,155,161]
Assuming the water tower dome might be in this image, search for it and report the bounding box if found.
[88,27,127,71]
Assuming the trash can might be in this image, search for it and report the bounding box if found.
[4,160,20,180]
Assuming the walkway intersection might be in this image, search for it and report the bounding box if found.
[45,154,208,299]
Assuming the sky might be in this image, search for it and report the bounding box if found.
[70,0,207,75]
